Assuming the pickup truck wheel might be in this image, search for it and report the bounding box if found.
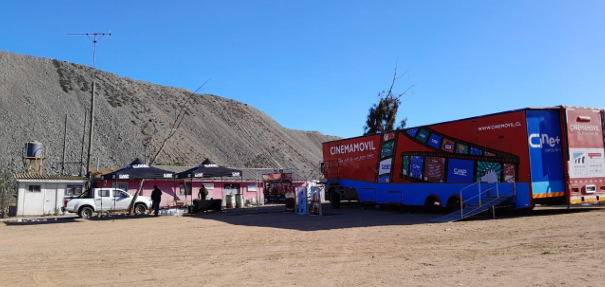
[134,204,147,215]
[79,206,93,218]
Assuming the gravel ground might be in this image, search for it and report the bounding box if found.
[0,51,339,176]
[1,204,604,287]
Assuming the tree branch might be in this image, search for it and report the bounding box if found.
[148,80,210,165]
[129,80,210,214]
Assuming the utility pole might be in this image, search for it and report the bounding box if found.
[61,114,68,175]
[67,31,111,178]
[79,110,86,177]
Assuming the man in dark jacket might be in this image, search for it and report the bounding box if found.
[151,185,162,216]
[198,185,209,200]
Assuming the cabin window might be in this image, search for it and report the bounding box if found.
[27,185,41,192]
[65,185,83,196]
[180,183,192,196]
[248,184,258,192]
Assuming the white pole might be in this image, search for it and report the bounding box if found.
[478,181,482,207]
[42,186,46,216]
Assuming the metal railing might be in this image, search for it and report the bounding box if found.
[459,171,517,219]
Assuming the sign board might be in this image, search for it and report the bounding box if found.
[297,187,307,214]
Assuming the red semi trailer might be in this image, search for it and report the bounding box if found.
[322,106,605,215]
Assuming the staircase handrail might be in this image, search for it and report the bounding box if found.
[459,170,517,218]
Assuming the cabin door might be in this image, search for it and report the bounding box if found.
[44,184,58,215]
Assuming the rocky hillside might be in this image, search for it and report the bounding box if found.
[0,51,340,178]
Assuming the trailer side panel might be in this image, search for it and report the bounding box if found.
[564,107,605,204]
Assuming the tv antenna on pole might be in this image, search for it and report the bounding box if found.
[66,31,111,178]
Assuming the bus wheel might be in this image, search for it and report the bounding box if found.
[330,191,341,209]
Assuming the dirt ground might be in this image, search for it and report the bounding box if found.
[1,203,604,287]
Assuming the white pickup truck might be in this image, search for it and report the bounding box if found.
[62,188,153,218]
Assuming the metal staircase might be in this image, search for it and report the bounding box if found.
[429,172,516,223]
[429,194,514,223]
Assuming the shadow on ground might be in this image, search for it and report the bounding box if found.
[3,217,83,226]
[182,202,605,231]
[84,213,158,222]
[183,202,443,231]
[5,204,601,231]
[463,205,601,222]
[2,213,159,226]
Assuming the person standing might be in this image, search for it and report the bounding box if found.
[151,185,162,216]
[198,185,209,200]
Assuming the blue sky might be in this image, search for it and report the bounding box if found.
[2,0,604,138]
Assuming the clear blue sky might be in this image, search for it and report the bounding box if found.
[2,0,604,138]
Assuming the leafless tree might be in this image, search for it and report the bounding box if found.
[128,81,209,214]
[363,61,414,135]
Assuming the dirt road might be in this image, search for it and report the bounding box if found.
[1,204,604,287]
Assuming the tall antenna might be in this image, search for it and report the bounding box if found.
[66,31,111,178]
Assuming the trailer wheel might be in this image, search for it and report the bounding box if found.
[330,191,341,209]
[78,206,94,218]
[447,197,461,212]
[424,197,440,213]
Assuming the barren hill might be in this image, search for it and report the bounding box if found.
[0,51,340,178]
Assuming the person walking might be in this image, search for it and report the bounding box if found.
[151,185,162,216]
